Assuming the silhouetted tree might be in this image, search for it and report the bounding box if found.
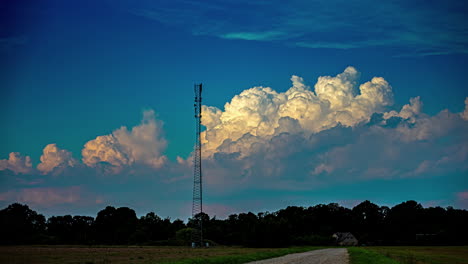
[1,201,468,246]
[71,215,94,244]
[386,200,423,244]
[175,227,194,245]
[351,200,384,244]
[47,215,74,244]
[0,203,46,244]
[444,206,468,245]
[135,212,162,243]
[94,206,137,244]
[171,219,185,234]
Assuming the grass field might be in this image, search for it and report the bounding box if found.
[348,247,399,264]
[365,246,468,264]
[3,245,467,264]
[0,245,322,264]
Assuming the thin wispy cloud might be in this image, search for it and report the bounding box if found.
[221,31,288,41]
[126,0,468,56]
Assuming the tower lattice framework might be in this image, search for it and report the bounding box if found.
[192,83,203,247]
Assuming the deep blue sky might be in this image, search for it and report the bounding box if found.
[1,0,467,219]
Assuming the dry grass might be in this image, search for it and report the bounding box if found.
[0,245,314,264]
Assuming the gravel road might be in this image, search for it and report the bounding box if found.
[245,248,349,264]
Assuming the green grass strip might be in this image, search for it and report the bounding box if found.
[162,246,323,264]
[365,246,468,264]
[348,247,400,264]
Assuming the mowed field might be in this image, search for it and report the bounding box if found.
[366,246,468,264]
[2,245,467,264]
[0,245,322,264]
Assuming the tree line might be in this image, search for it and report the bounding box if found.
[1,200,467,246]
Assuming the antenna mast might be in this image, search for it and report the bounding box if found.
[192,83,203,247]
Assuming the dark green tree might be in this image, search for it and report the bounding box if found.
[94,206,137,244]
[0,203,46,244]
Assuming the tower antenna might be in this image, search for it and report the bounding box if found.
[192,83,203,247]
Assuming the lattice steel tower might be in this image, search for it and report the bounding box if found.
[192,83,203,247]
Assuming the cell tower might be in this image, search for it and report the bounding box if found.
[192,83,203,247]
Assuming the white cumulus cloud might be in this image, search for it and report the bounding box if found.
[37,144,77,174]
[82,110,167,172]
[201,66,393,158]
[384,96,422,122]
[462,97,468,121]
[0,152,33,174]
[190,69,468,191]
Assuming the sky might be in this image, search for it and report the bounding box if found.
[1,0,467,220]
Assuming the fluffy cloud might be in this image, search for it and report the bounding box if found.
[195,68,468,190]
[0,152,32,174]
[201,67,393,158]
[1,110,169,176]
[462,97,468,121]
[1,68,467,216]
[384,96,422,122]
[309,110,468,180]
[37,144,76,174]
[82,110,167,172]
[393,108,464,142]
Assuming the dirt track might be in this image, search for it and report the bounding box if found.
[245,248,349,264]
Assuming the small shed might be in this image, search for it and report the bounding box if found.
[332,232,358,246]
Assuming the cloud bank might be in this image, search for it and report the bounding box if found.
[82,110,167,173]
[1,67,467,213]
[201,66,393,158]
[1,110,168,176]
[0,152,32,175]
[0,186,82,206]
[462,98,468,121]
[37,144,76,174]
[195,67,468,193]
